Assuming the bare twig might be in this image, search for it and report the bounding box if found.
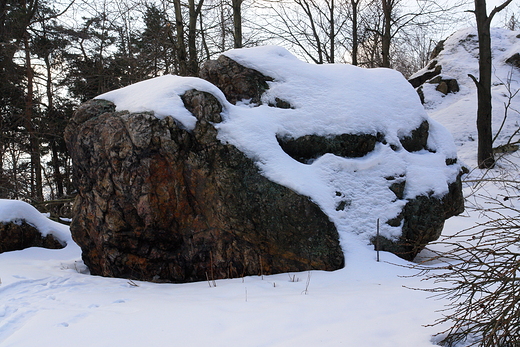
[302,271,311,295]
[410,169,520,346]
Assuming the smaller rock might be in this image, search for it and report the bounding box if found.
[269,97,293,109]
[388,180,406,200]
[506,53,520,69]
[436,81,449,94]
[429,76,459,95]
[445,158,458,165]
[0,220,64,253]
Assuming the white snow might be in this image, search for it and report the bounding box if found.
[221,46,460,242]
[2,28,520,346]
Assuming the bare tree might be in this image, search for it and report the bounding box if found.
[258,0,349,64]
[172,0,189,75]
[350,0,360,65]
[188,0,205,75]
[469,0,513,169]
[380,0,392,67]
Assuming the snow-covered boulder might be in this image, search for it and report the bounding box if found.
[202,47,463,260]
[0,199,71,252]
[65,47,463,283]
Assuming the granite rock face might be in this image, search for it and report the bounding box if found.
[65,94,344,283]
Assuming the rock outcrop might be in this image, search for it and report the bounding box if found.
[408,37,461,103]
[65,95,344,283]
[408,60,460,104]
[0,220,64,253]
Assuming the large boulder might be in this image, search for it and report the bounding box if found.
[66,46,465,282]
[65,95,344,283]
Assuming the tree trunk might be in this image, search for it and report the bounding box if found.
[173,0,188,76]
[0,140,4,197]
[232,0,243,48]
[351,0,359,65]
[51,141,64,197]
[44,54,64,197]
[473,0,512,168]
[188,0,203,75]
[23,34,43,201]
[381,0,392,68]
[329,0,335,63]
[199,10,211,60]
[474,0,494,168]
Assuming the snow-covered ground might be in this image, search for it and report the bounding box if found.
[1,27,520,346]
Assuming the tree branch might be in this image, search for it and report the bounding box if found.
[487,0,513,26]
[468,73,481,89]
